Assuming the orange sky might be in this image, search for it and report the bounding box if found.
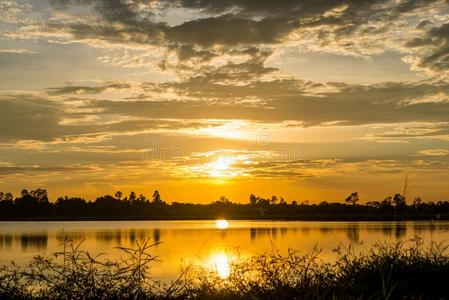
[1,0,449,203]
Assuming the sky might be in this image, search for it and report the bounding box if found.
[1,0,449,203]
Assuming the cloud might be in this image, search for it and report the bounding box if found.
[0,165,90,176]
[3,74,449,144]
[417,149,449,156]
[374,122,449,138]
[13,0,440,78]
[47,83,131,95]
[0,95,63,141]
[78,79,449,128]
[404,22,449,76]
[0,1,32,24]
[0,48,35,54]
[0,93,218,142]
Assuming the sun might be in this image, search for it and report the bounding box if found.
[208,154,239,178]
[187,150,246,179]
[214,156,233,171]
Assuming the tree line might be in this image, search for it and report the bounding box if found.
[0,189,448,220]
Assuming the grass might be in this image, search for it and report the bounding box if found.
[1,237,449,299]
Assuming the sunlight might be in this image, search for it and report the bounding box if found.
[197,120,248,140]
[209,253,231,278]
[208,154,240,178]
[216,219,229,229]
[212,155,233,171]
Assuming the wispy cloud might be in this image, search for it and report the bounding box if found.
[417,149,449,156]
[0,48,35,54]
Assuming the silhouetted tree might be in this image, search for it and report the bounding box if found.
[249,194,257,205]
[393,194,406,215]
[115,191,123,201]
[21,189,29,197]
[152,190,163,204]
[138,194,148,205]
[257,197,270,206]
[0,192,14,213]
[15,189,50,216]
[95,195,125,215]
[0,192,13,203]
[393,194,406,208]
[382,196,393,208]
[55,196,87,216]
[367,201,381,208]
[413,197,422,211]
[217,195,230,204]
[2,187,449,221]
[345,192,359,206]
[4,192,13,202]
[129,192,137,203]
[271,196,278,205]
[30,189,49,204]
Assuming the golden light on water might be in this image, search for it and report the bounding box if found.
[209,253,231,278]
[216,219,229,229]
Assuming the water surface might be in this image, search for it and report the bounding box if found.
[1,220,448,280]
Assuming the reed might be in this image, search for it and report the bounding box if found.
[1,237,449,299]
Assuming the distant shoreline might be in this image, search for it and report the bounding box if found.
[1,215,447,222]
[2,188,449,222]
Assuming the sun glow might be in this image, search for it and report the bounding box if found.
[209,253,231,278]
[185,150,254,179]
[204,153,242,178]
[216,156,234,170]
[216,219,229,229]
[197,120,248,140]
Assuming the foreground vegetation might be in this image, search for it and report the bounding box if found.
[1,238,449,299]
[1,188,449,220]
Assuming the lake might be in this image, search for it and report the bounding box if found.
[1,220,449,280]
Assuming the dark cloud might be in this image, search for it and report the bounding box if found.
[51,0,378,47]
[3,0,449,143]
[0,165,90,175]
[82,79,449,126]
[166,15,299,47]
[42,0,449,77]
[0,96,62,141]
[47,83,131,95]
[4,75,449,144]
[375,123,449,138]
[0,94,216,142]
[405,22,449,74]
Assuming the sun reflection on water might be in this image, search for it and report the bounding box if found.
[209,253,231,278]
[216,219,229,229]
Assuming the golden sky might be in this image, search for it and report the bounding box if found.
[1,0,449,203]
